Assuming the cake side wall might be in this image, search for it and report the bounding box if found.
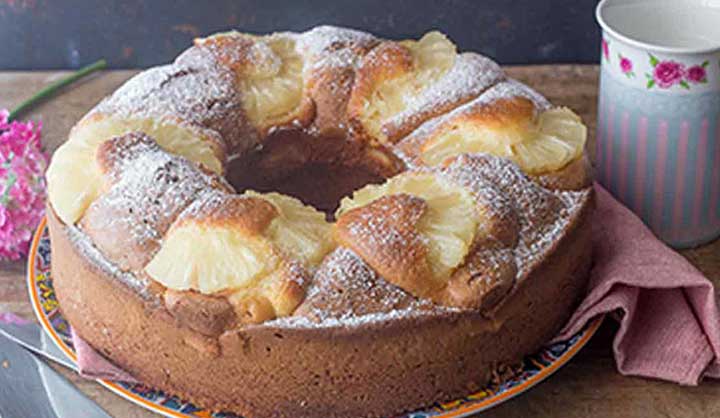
[48,194,592,418]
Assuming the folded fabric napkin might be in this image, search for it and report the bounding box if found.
[3,183,719,386]
[553,183,720,384]
[71,328,137,382]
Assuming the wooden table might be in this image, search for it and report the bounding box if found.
[2,65,720,417]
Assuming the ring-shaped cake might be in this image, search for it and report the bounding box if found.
[46,26,593,418]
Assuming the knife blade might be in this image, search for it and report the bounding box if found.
[35,350,114,418]
[0,332,113,418]
[0,321,76,372]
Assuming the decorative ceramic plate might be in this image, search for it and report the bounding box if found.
[28,217,602,418]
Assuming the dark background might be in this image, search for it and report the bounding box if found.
[0,0,601,70]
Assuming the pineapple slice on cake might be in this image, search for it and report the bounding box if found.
[240,36,308,129]
[349,31,457,142]
[145,221,276,294]
[196,32,311,133]
[46,139,105,227]
[145,191,333,323]
[419,97,587,175]
[338,172,477,282]
[242,191,334,266]
[401,31,457,85]
[46,114,224,225]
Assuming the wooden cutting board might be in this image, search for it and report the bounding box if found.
[1,65,720,418]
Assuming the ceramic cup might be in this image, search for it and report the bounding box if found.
[596,0,720,248]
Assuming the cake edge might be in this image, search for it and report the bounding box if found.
[47,186,593,418]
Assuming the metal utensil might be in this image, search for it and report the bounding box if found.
[0,321,76,371]
[0,331,112,418]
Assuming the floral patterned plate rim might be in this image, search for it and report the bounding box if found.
[28,216,603,418]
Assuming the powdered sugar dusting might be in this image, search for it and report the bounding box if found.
[96,64,234,129]
[297,25,378,72]
[392,78,554,169]
[93,57,252,158]
[271,247,452,328]
[441,154,588,280]
[66,225,152,299]
[477,79,551,110]
[80,133,229,271]
[58,26,591,332]
[346,194,426,250]
[384,53,505,135]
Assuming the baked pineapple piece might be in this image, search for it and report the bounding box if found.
[419,98,586,174]
[338,173,477,281]
[46,113,225,225]
[347,31,457,143]
[336,172,480,298]
[80,132,231,272]
[336,155,533,310]
[195,32,314,135]
[145,191,333,323]
[243,190,335,265]
[397,79,587,182]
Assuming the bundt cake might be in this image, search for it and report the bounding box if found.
[45,26,593,418]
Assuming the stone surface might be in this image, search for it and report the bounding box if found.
[1,65,719,417]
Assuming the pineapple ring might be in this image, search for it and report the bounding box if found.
[348,31,457,142]
[145,191,333,323]
[46,113,225,225]
[335,172,481,298]
[419,97,587,175]
[196,32,312,133]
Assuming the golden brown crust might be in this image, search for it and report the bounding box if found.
[443,246,517,310]
[534,153,594,191]
[226,259,309,324]
[81,133,231,272]
[49,194,592,418]
[334,194,439,296]
[303,35,379,136]
[334,195,517,310]
[177,193,278,234]
[396,96,536,163]
[455,96,535,131]
[396,93,591,190]
[163,288,237,336]
[346,42,413,141]
[194,32,316,137]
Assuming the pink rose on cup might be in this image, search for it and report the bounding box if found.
[653,61,686,88]
[646,55,687,89]
[618,54,634,78]
[602,39,610,61]
[686,62,709,84]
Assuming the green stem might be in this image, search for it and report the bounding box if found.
[8,59,107,122]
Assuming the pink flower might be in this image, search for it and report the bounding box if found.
[620,56,633,73]
[686,65,707,83]
[0,109,47,261]
[602,39,610,61]
[653,60,686,89]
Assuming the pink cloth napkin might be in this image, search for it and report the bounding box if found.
[4,183,720,386]
[71,329,137,382]
[553,184,720,384]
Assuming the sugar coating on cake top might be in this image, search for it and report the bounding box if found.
[384,53,505,134]
[297,25,378,71]
[48,25,590,330]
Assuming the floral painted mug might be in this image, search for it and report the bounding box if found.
[596,0,720,248]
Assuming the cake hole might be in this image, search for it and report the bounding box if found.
[226,129,396,217]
